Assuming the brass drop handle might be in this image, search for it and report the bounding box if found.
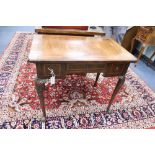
[48,68,55,76]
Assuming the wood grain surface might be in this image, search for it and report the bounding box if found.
[29,34,137,62]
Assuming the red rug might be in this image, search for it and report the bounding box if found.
[0,33,155,129]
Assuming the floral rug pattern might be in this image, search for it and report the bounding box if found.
[0,33,155,129]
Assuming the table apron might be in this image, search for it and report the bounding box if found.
[36,62,130,79]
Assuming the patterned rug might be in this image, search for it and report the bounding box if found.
[0,32,155,129]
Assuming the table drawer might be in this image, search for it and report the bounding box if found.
[36,63,61,78]
[67,63,87,73]
[67,63,106,73]
[105,63,129,77]
[87,64,106,72]
[67,63,86,70]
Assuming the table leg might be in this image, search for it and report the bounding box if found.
[147,50,155,65]
[135,45,145,66]
[150,50,155,60]
[106,75,125,113]
[94,73,100,87]
[130,38,135,53]
[35,79,46,119]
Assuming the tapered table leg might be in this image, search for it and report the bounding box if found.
[150,50,155,60]
[147,50,155,66]
[135,45,145,66]
[94,73,100,87]
[106,76,125,113]
[130,38,135,53]
[35,79,48,119]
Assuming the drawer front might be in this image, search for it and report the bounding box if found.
[36,63,61,78]
[87,64,106,72]
[67,63,106,73]
[105,63,129,77]
[67,64,86,70]
[44,64,61,76]
[67,64,87,73]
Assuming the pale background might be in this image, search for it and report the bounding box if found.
[0,0,155,155]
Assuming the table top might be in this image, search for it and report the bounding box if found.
[29,34,137,62]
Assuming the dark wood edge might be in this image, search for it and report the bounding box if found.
[28,60,137,64]
[35,28,105,36]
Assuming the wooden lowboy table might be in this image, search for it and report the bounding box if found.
[29,34,137,118]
